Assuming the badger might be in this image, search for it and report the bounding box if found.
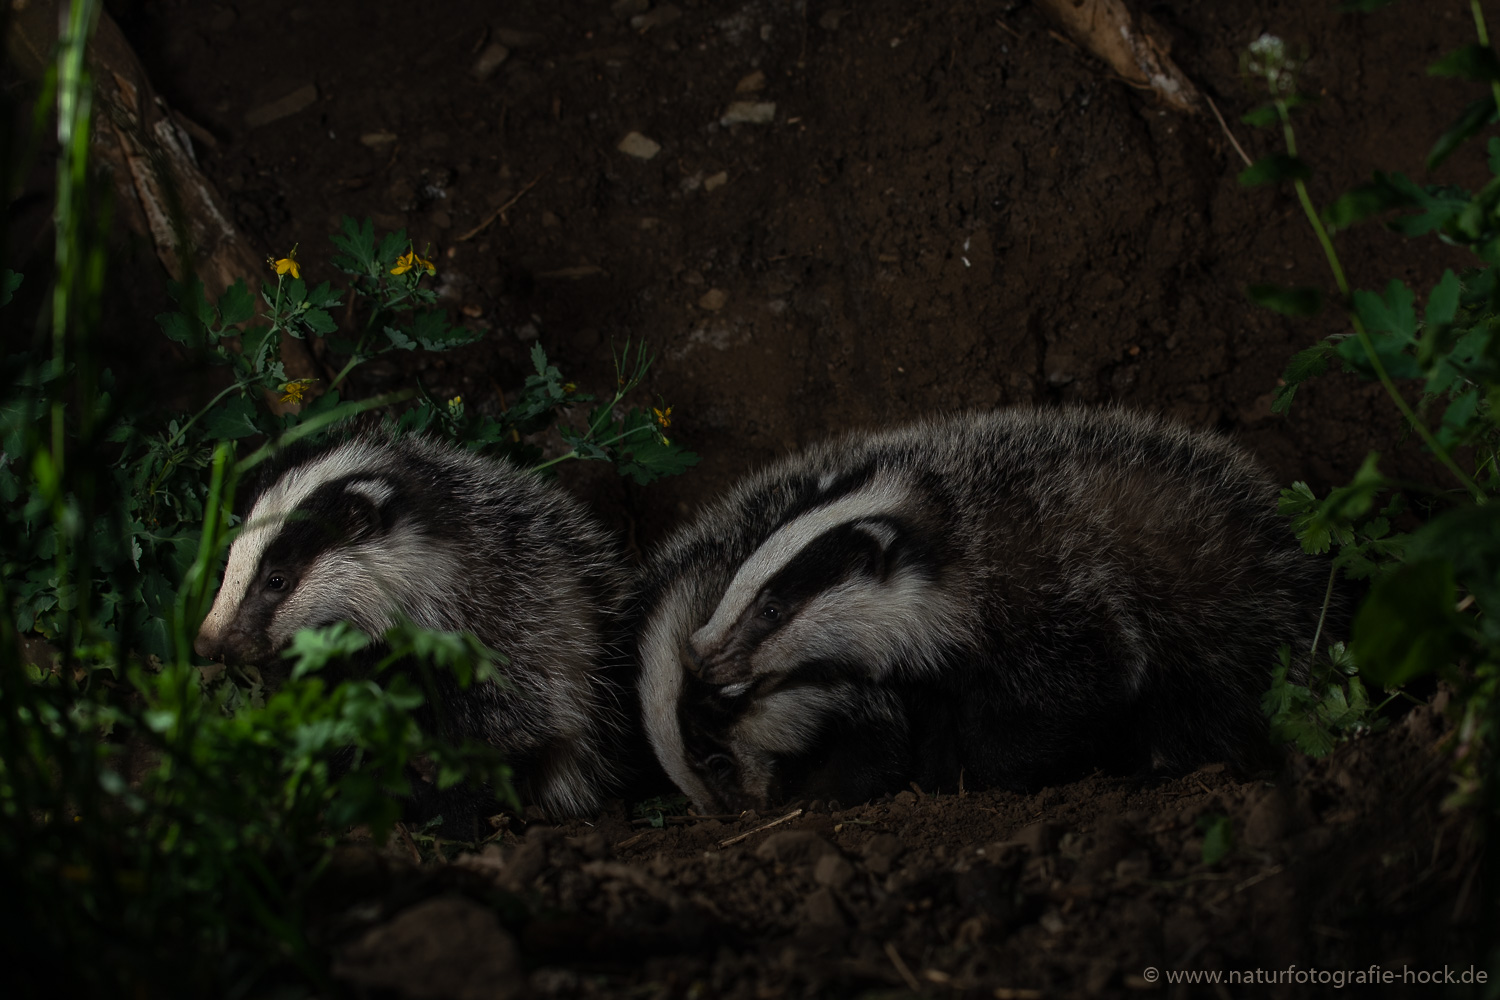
[194,433,634,818]
[637,408,1328,813]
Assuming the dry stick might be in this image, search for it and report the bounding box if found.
[1233,864,1285,894]
[717,808,804,848]
[884,942,922,993]
[1204,92,1253,168]
[458,170,549,241]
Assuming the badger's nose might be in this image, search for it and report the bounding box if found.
[193,630,222,661]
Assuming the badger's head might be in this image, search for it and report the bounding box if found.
[685,504,960,689]
[194,441,455,665]
[677,671,914,813]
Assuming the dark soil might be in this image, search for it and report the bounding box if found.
[89,0,1500,995]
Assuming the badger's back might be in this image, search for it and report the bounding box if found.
[197,434,633,817]
[638,408,1327,812]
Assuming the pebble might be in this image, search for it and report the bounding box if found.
[244,83,318,129]
[631,4,682,30]
[812,853,855,889]
[800,887,846,928]
[618,131,662,159]
[721,101,776,126]
[1005,821,1060,855]
[360,131,397,148]
[698,288,727,311]
[736,70,767,93]
[332,897,522,1000]
[472,42,510,80]
[704,171,729,192]
[754,831,836,865]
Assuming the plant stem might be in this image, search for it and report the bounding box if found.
[1309,561,1338,662]
[1472,1,1500,120]
[1276,100,1485,504]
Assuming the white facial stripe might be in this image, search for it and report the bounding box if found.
[267,528,467,647]
[198,440,388,643]
[695,476,910,649]
[639,578,720,811]
[754,565,960,682]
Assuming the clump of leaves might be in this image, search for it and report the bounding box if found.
[1197,813,1235,868]
[1239,5,1498,796]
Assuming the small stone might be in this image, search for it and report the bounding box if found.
[891,790,918,807]
[721,101,776,126]
[1005,821,1060,855]
[618,131,662,159]
[631,3,682,30]
[1243,787,1293,850]
[735,70,767,93]
[494,28,545,48]
[610,0,649,17]
[813,853,855,888]
[801,887,846,928]
[698,288,727,311]
[360,131,397,148]
[244,83,318,129]
[332,897,522,1000]
[755,831,836,865]
[472,42,510,80]
[862,833,904,875]
[704,171,729,192]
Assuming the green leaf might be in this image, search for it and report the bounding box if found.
[1429,44,1500,82]
[1197,814,1234,867]
[1248,284,1322,317]
[202,394,261,440]
[384,326,417,351]
[1,269,20,306]
[330,216,377,272]
[1272,342,1336,414]
[1238,153,1312,188]
[1341,281,1421,379]
[408,309,482,351]
[1240,104,1281,128]
[216,279,255,327]
[1352,561,1464,687]
[300,308,338,336]
[1428,95,1498,170]
[156,310,201,347]
[1424,269,1462,331]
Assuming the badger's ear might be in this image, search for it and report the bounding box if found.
[847,518,902,579]
[339,480,393,542]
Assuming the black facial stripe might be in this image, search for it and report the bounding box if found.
[759,517,910,610]
[767,461,881,533]
[257,475,399,579]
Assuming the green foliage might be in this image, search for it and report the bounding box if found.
[1264,643,1387,757]
[1,13,695,991]
[632,793,691,829]
[1243,16,1500,805]
[1196,814,1235,868]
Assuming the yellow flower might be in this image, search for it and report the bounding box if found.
[268,244,300,281]
[278,378,316,405]
[652,406,673,428]
[391,248,437,277]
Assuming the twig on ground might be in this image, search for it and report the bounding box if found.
[459,171,549,241]
[884,942,922,992]
[718,808,804,848]
[1204,92,1253,167]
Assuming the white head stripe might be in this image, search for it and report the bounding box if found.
[197,440,387,643]
[694,476,909,648]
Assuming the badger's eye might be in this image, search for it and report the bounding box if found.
[761,604,780,622]
[266,574,288,592]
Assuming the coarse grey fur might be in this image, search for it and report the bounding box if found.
[637,407,1328,813]
[194,434,633,817]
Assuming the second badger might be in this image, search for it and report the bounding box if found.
[194,434,633,817]
[638,408,1328,812]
